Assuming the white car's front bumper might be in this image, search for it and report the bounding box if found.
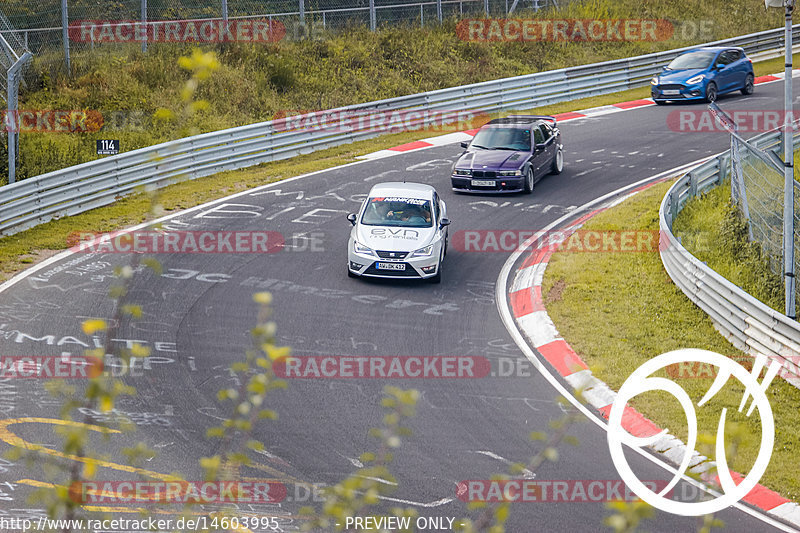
[347,241,442,279]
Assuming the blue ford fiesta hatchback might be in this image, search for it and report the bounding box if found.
[651,47,754,104]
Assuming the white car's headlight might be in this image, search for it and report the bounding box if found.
[686,74,704,85]
[497,170,522,176]
[353,241,376,257]
[651,77,659,85]
[410,244,434,258]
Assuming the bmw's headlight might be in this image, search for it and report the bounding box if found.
[354,241,376,257]
[497,170,522,176]
[453,168,472,176]
[410,244,434,257]
[651,77,659,85]
[686,74,704,85]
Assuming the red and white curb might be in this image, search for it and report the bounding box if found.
[358,71,799,161]
[508,182,800,527]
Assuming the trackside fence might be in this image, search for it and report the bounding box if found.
[1,25,800,237]
[660,130,800,389]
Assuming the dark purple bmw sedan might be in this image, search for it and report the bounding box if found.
[451,115,563,193]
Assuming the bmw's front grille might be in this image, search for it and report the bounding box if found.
[471,170,497,178]
[375,250,409,259]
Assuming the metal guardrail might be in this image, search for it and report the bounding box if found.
[660,130,800,389]
[1,25,799,236]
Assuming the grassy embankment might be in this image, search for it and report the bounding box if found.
[542,182,800,502]
[674,140,800,314]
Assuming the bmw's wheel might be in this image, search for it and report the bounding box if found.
[705,82,717,103]
[550,146,564,175]
[523,167,534,194]
[741,74,754,96]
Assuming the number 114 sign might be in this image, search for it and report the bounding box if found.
[96,139,119,155]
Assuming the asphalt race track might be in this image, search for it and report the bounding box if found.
[1,81,798,533]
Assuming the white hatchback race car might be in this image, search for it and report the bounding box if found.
[347,182,449,283]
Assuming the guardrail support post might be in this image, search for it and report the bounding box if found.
[437,0,442,23]
[670,191,677,225]
[484,0,489,16]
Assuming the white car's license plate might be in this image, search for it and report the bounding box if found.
[662,89,680,96]
[471,179,495,187]
[377,262,406,271]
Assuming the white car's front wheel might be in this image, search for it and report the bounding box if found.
[427,250,443,284]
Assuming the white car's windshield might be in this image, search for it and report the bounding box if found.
[470,127,532,151]
[666,51,716,70]
[361,197,433,228]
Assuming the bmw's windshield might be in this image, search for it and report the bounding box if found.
[361,197,433,228]
[666,51,716,70]
[470,127,532,151]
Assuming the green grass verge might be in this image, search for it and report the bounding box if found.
[542,180,800,502]
[673,139,800,314]
[674,183,783,311]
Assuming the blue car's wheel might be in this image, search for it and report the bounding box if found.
[741,74,754,96]
[705,82,717,103]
